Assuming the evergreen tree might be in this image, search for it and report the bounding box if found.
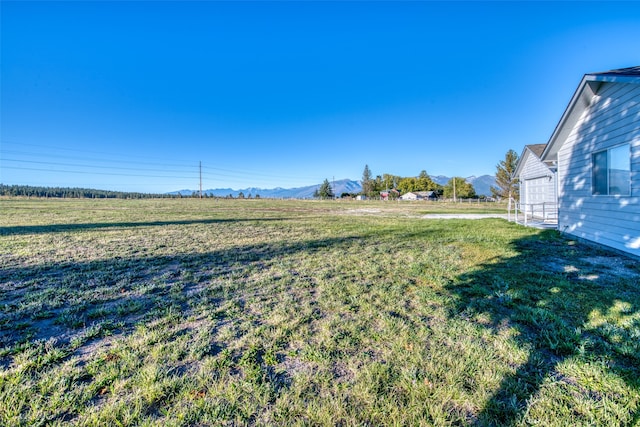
[491,149,519,200]
[0,184,168,199]
[316,179,335,199]
[361,164,373,196]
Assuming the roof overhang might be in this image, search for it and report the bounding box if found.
[513,144,549,177]
[541,70,640,164]
[513,146,533,178]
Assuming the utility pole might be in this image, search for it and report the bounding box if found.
[453,177,457,203]
[199,161,203,199]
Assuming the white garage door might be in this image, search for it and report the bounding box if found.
[524,177,547,204]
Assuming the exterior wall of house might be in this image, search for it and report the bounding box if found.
[400,192,418,200]
[519,151,557,205]
[557,81,640,256]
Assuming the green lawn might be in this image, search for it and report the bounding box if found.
[1,198,638,426]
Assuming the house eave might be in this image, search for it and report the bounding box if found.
[541,69,640,164]
[513,147,531,178]
[541,76,596,163]
[586,73,640,85]
[514,144,549,178]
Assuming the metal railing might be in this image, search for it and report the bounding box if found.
[508,199,558,227]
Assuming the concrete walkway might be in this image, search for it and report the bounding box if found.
[420,213,559,230]
[421,213,509,220]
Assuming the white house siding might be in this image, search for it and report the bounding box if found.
[556,81,640,256]
[519,151,557,207]
[400,192,418,200]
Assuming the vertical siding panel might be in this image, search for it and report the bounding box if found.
[558,81,640,256]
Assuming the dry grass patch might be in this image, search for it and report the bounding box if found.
[1,198,638,426]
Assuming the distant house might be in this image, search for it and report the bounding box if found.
[399,191,438,201]
[539,66,640,257]
[380,189,400,200]
[399,192,418,201]
[513,144,558,222]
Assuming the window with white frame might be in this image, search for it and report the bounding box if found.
[592,144,630,196]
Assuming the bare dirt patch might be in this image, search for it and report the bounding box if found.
[545,253,640,283]
[581,256,639,279]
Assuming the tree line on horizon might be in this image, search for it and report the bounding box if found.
[2,150,519,201]
[340,165,477,200]
[319,150,519,201]
[0,184,268,200]
[0,184,174,199]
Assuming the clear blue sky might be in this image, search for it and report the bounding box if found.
[2,1,639,193]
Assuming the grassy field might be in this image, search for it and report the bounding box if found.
[1,198,638,426]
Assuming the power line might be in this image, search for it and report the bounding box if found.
[0,140,198,167]
[1,166,197,179]
[1,140,330,189]
[1,149,195,169]
[201,165,314,181]
[3,141,319,181]
[2,145,322,183]
[2,161,317,187]
[1,158,196,174]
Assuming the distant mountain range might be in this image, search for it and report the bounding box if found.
[168,179,361,199]
[434,175,496,197]
[168,175,496,199]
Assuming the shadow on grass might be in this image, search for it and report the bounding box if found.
[0,235,360,355]
[2,219,639,424]
[0,217,290,236]
[448,229,640,425]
